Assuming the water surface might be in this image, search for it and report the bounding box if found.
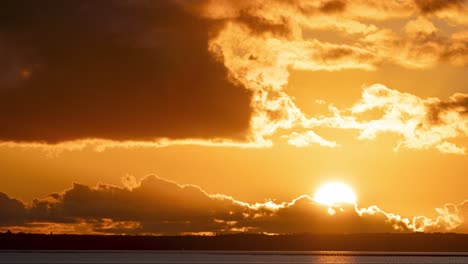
[1,250,468,263]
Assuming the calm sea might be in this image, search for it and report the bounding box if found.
[1,250,468,263]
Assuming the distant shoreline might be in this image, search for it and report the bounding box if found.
[2,233,468,252]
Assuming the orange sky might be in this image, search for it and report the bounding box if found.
[0,0,467,235]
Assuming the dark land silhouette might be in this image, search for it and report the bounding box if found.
[1,232,468,252]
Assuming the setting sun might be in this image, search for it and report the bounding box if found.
[314,182,357,206]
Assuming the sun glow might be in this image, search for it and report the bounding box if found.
[314,182,357,206]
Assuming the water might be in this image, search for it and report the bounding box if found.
[1,250,468,263]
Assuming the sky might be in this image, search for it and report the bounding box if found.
[0,0,467,235]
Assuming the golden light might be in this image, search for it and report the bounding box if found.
[313,182,357,206]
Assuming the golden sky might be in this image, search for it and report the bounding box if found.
[0,0,467,235]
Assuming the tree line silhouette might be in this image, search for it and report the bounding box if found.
[2,232,468,251]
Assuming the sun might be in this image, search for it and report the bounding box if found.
[313,182,357,206]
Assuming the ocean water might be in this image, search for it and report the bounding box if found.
[1,250,468,263]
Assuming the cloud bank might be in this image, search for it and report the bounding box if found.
[0,0,466,154]
[0,175,466,235]
[0,1,251,143]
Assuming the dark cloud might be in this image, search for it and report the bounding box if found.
[23,176,251,234]
[320,0,346,14]
[0,175,427,235]
[236,13,293,37]
[414,0,465,14]
[0,0,252,143]
[426,93,468,124]
[443,42,468,67]
[0,193,27,226]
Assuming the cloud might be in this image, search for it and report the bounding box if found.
[427,93,468,124]
[351,85,468,154]
[0,1,252,144]
[414,0,468,24]
[200,0,468,72]
[11,176,255,234]
[0,193,27,226]
[0,137,271,158]
[0,0,381,149]
[206,18,376,146]
[404,16,438,36]
[413,201,468,233]
[436,142,466,155]
[283,131,337,148]
[0,175,466,235]
[415,0,465,14]
[319,0,347,14]
[193,0,414,23]
[197,0,468,148]
[358,17,468,68]
[1,0,466,153]
[314,84,468,154]
[243,197,412,234]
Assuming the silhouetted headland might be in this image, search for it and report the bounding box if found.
[2,232,468,252]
